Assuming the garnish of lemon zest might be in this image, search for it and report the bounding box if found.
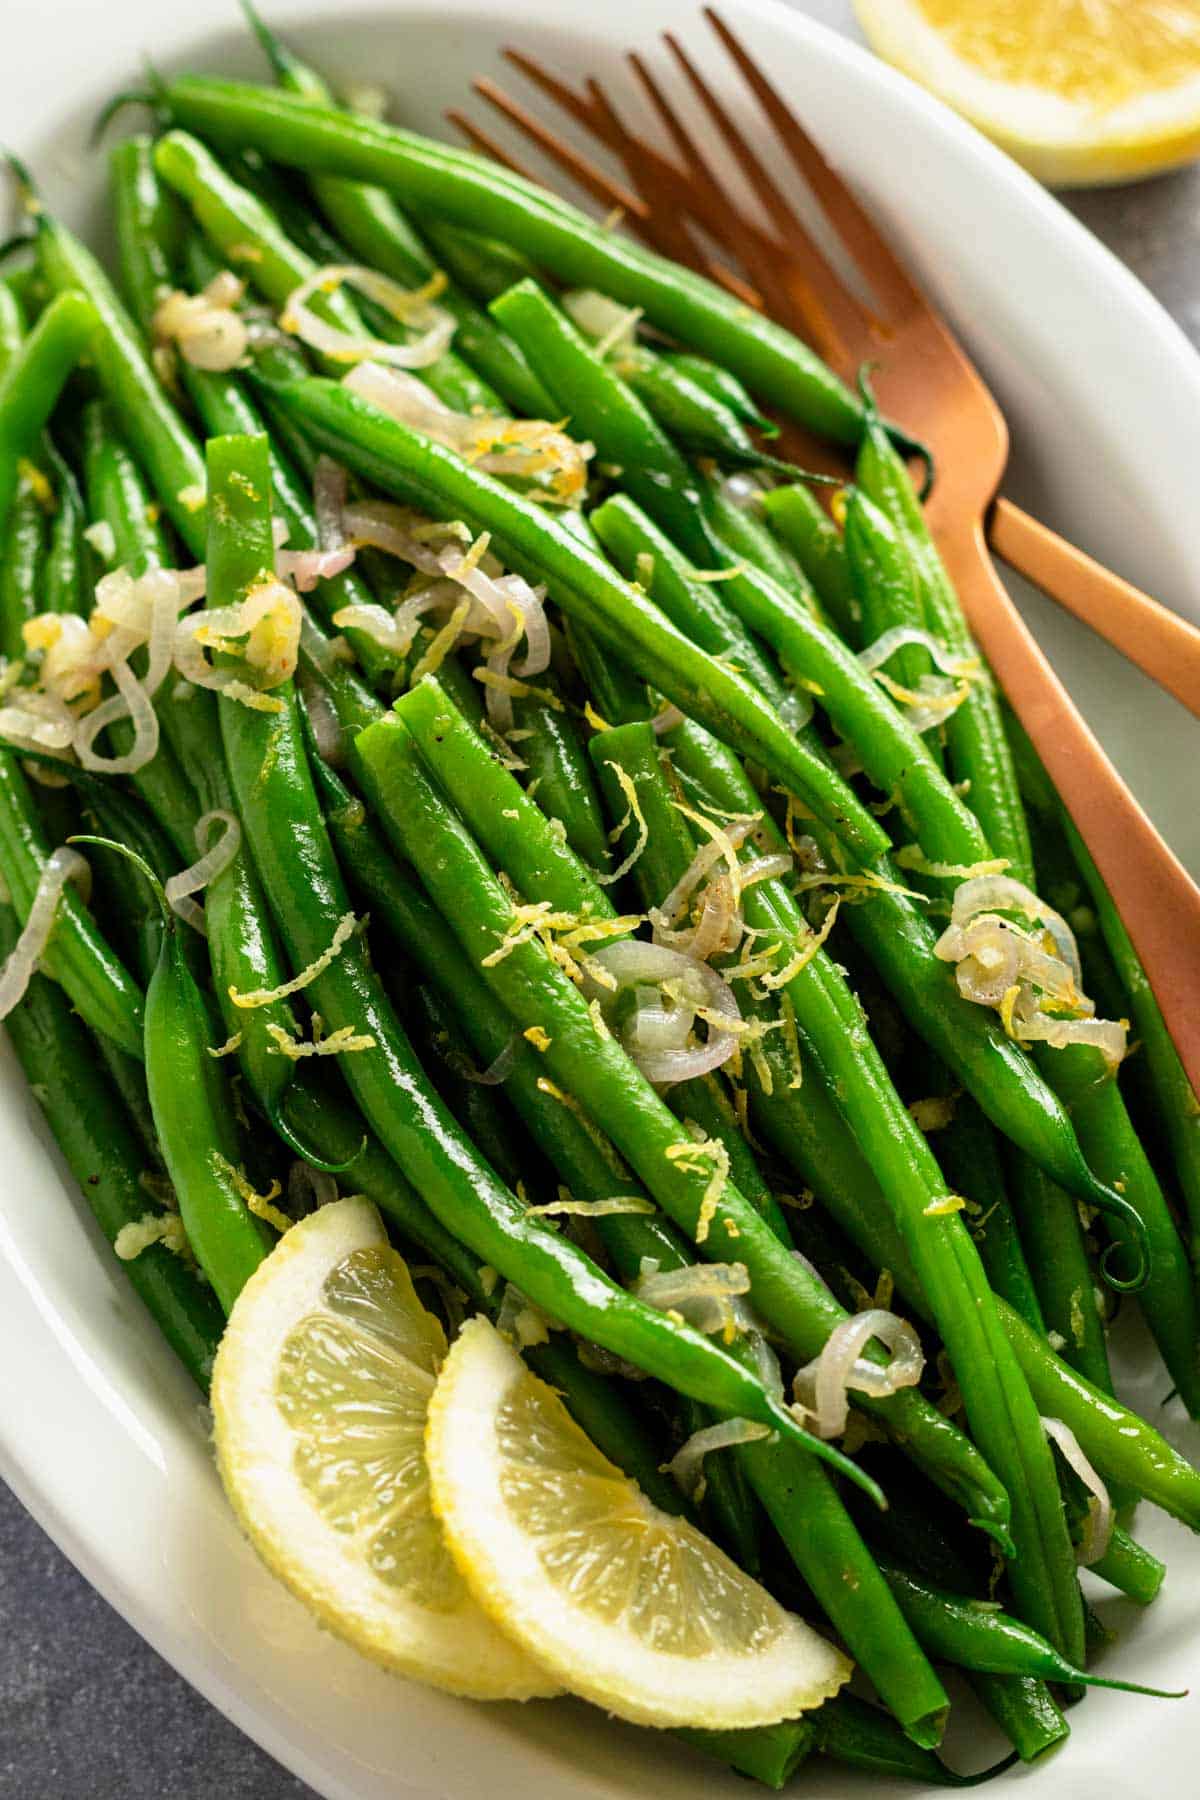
[999,982,1023,1040]
[17,459,54,510]
[207,1030,243,1059]
[114,1211,193,1263]
[690,564,745,583]
[670,800,750,896]
[410,595,471,684]
[524,1025,552,1052]
[265,1020,376,1058]
[666,1137,730,1244]
[473,667,565,710]
[760,896,841,991]
[230,912,357,1008]
[597,762,648,886]
[793,869,924,903]
[217,1156,295,1235]
[526,1193,655,1219]
[535,1077,593,1128]
[725,940,784,984]
[894,846,1011,881]
[587,996,612,1041]
[779,991,803,1090]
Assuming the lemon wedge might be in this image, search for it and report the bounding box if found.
[211,1197,557,1700]
[856,0,1200,184]
[426,1315,852,1729]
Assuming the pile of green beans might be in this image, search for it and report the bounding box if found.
[0,10,1196,1787]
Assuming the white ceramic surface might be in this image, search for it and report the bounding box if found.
[3,1,1200,1794]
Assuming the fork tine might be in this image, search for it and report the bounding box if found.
[622,50,795,319]
[637,39,862,363]
[579,74,745,282]
[479,64,717,270]
[472,76,650,220]
[445,107,542,181]
[661,30,873,362]
[704,6,924,321]
[503,48,618,147]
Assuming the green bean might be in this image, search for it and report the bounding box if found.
[1061,808,1200,1269]
[669,1074,793,1249]
[810,1693,1012,1785]
[878,1561,1178,1695]
[855,397,1033,881]
[411,981,538,1197]
[656,722,1083,1656]
[1090,1525,1166,1605]
[760,482,857,638]
[700,469,822,620]
[240,1,554,418]
[918,1074,1044,1332]
[592,493,1146,1262]
[77,835,273,1312]
[1006,1150,1114,1394]
[70,769,181,987]
[33,212,206,556]
[675,1719,815,1790]
[0,748,144,1058]
[589,493,788,706]
[41,435,89,616]
[0,465,47,660]
[416,219,536,307]
[1042,1041,1200,1413]
[563,617,649,728]
[612,343,779,468]
[969,1675,1069,1764]
[0,289,96,531]
[658,352,778,435]
[375,679,1011,1543]
[0,901,223,1386]
[510,677,611,871]
[1000,711,1200,1404]
[0,278,25,373]
[110,136,184,330]
[161,74,875,442]
[844,485,942,701]
[209,435,860,1466]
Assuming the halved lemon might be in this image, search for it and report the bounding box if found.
[426,1315,852,1730]
[856,0,1200,185]
[211,1197,557,1700]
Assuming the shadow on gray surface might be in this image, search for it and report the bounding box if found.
[0,1480,315,1800]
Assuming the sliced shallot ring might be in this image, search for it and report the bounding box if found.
[0,847,90,1019]
[164,810,242,936]
[793,1309,924,1440]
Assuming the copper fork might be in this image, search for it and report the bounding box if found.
[453,9,1200,1094]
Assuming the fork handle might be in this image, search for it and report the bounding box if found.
[988,498,1200,719]
[940,521,1200,1099]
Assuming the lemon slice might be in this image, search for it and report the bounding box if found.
[426,1315,852,1729]
[211,1197,557,1700]
[855,0,1200,185]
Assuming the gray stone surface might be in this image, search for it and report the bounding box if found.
[2,6,1199,1798]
